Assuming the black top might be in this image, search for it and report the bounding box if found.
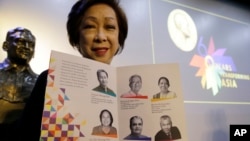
[10,70,48,141]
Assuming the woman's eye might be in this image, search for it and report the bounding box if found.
[84,25,95,29]
[106,25,116,30]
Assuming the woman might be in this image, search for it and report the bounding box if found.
[92,109,117,137]
[153,77,177,99]
[12,0,128,140]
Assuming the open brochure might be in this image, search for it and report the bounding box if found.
[40,50,188,141]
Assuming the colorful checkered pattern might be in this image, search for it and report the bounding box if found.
[40,57,85,141]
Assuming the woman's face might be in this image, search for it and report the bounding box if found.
[101,111,111,127]
[79,4,119,64]
[159,79,169,93]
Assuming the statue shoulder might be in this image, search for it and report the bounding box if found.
[0,59,10,69]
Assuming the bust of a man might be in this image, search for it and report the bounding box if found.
[0,27,38,125]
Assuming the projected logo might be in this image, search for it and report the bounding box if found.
[189,37,249,95]
[168,9,197,52]
[167,9,250,96]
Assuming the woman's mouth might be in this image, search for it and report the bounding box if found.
[92,48,108,56]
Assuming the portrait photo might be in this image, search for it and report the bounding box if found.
[120,74,148,99]
[124,116,151,140]
[155,115,181,141]
[92,109,117,138]
[152,76,177,100]
[92,69,116,97]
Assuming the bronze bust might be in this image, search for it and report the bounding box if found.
[0,27,38,125]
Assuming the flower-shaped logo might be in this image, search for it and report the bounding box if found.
[190,37,236,95]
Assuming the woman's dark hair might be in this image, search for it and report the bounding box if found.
[158,76,170,86]
[99,109,113,126]
[67,0,128,55]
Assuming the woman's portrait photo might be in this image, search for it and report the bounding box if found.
[152,77,177,100]
[92,109,117,138]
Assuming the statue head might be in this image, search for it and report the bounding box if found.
[2,27,36,65]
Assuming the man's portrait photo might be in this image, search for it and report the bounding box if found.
[155,115,181,141]
[124,116,151,140]
[92,69,116,97]
[120,74,147,98]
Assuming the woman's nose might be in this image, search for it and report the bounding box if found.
[95,29,107,42]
